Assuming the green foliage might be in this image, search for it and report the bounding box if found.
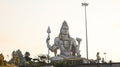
[24,51,32,62]
[25,52,30,57]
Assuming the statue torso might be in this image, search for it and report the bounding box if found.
[55,37,75,56]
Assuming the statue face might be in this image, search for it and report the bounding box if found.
[61,26,69,35]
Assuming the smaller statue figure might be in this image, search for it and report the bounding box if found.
[0,53,4,65]
[101,58,105,63]
[13,52,20,65]
[46,21,82,61]
[0,53,17,67]
[0,53,9,66]
[9,49,26,65]
[96,52,101,63]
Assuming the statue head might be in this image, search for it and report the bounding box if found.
[60,20,69,35]
[59,21,70,39]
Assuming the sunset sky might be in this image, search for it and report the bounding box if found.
[0,0,120,62]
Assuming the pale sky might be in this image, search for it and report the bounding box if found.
[0,0,120,62]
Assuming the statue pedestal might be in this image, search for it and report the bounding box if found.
[51,57,83,67]
[51,55,81,62]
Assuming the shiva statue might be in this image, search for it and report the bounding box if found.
[46,21,82,61]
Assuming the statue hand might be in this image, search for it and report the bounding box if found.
[76,38,82,44]
[46,36,50,44]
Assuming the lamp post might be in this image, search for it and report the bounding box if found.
[82,2,89,62]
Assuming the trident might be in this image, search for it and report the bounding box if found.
[47,26,51,63]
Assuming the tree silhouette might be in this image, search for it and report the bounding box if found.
[24,51,32,62]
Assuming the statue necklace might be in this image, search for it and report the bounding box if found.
[61,38,71,50]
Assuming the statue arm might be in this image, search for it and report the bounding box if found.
[46,36,52,50]
[72,38,81,56]
[46,37,59,52]
[76,38,82,49]
[72,38,77,48]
